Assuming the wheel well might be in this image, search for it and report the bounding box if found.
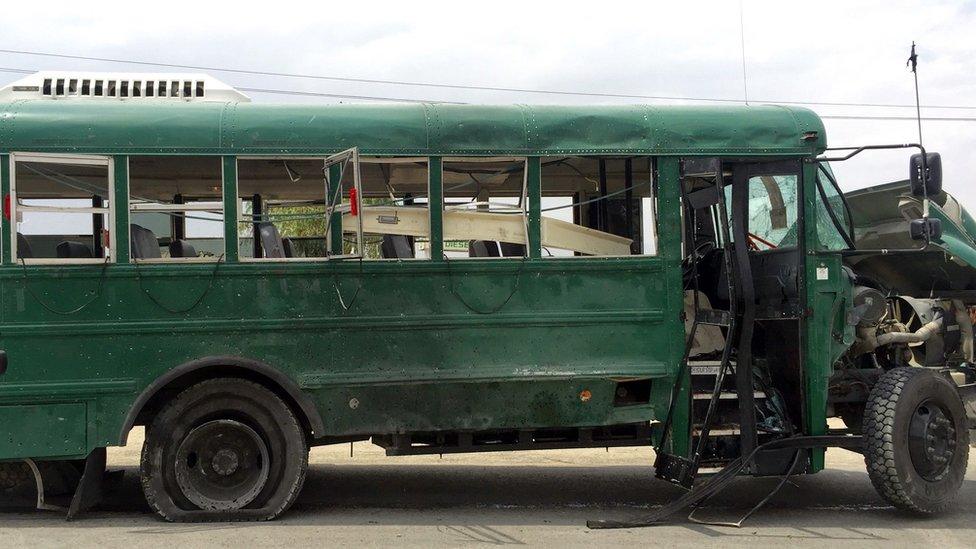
[120,357,324,445]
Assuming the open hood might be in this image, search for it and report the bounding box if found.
[844,180,976,301]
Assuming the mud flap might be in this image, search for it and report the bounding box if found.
[66,448,106,521]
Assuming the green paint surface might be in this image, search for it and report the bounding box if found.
[0,100,832,464]
[0,102,825,156]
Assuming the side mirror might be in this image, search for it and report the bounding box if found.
[910,217,942,241]
[910,152,942,197]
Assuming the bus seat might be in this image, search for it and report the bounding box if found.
[257,222,288,258]
[683,290,726,357]
[282,238,295,258]
[468,240,501,257]
[130,224,162,259]
[499,242,525,257]
[381,235,415,259]
[56,241,94,259]
[168,240,198,258]
[16,233,33,259]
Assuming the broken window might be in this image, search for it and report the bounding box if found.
[814,166,853,251]
[351,157,430,259]
[541,157,656,257]
[237,158,332,261]
[236,155,429,261]
[128,156,224,261]
[11,154,113,263]
[441,158,527,259]
[726,175,799,250]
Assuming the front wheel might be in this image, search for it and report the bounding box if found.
[140,378,308,521]
[863,367,969,514]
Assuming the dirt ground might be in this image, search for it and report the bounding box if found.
[1,426,975,548]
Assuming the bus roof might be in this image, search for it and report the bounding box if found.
[0,101,826,157]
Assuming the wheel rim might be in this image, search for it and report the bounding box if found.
[907,399,958,482]
[174,419,270,510]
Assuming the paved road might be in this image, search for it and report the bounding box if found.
[1,431,975,548]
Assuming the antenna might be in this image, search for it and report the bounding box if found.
[907,42,923,144]
[739,0,749,105]
[907,42,932,234]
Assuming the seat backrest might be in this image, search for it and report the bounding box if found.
[468,240,501,257]
[381,235,415,259]
[282,237,295,258]
[684,290,726,357]
[56,241,94,259]
[16,233,33,259]
[130,224,162,259]
[257,222,287,258]
[168,239,198,258]
[499,242,525,257]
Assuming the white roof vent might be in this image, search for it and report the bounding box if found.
[0,71,250,102]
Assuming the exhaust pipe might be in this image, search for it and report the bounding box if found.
[876,315,943,346]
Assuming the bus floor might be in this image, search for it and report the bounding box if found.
[1,424,975,548]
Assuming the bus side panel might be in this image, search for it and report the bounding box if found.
[0,255,678,452]
[0,403,86,459]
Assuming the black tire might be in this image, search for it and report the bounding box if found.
[0,462,32,491]
[141,378,308,521]
[863,367,970,514]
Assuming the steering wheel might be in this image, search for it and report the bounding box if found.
[746,232,777,251]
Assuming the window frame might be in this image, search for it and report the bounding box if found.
[9,152,116,265]
[539,155,658,259]
[235,155,335,263]
[234,149,414,263]
[814,164,856,251]
[740,173,800,251]
[355,156,431,261]
[126,155,226,264]
[441,156,529,261]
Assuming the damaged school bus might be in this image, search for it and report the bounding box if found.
[0,72,973,523]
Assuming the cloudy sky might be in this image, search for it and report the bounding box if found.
[2,0,975,202]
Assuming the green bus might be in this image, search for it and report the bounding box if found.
[0,72,973,523]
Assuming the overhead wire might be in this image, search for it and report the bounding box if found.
[3,48,976,111]
[1,63,974,122]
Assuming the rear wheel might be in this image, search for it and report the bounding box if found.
[863,367,969,514]
[0,462,32,491]
[140,378,308,521]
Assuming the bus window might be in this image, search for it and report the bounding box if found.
[815,166,853,251]
[238,158,331,260]
[237,157,429,260]
[541,157,655,257]
[343,158,430,260]
[725,175,799,250]
[11,154,113,263]
[441,158,527,259]
[128,156,224,261]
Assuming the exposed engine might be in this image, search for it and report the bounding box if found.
[849,286,973,370]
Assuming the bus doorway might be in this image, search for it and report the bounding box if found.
[662,159,807,486]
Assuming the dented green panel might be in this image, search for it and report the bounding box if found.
[0,101,826,156]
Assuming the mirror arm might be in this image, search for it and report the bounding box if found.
[813,143,926,163]
[811,143,937,245]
